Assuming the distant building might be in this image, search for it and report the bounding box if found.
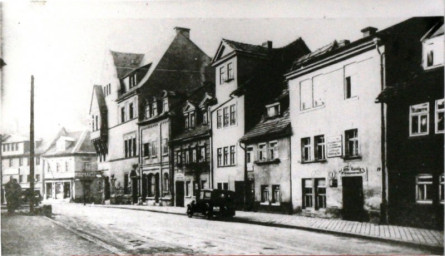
[240,88,292,213]
[43,128,98,202]
[210,37,310,210]
[377,17,444,229]
[1,134,46,196]
[170,84,215,207]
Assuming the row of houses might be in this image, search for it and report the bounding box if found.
[88,17,444,229]
[1,129,99,203]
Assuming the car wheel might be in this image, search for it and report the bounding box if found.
[205,209,213,220]
[186,206,193,218]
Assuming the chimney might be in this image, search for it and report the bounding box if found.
[174,27,190,39]
[262,40,273,50]
[360,27,378,38]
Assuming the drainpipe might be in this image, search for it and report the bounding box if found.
[239,141,248,211]
[374,37,388,224]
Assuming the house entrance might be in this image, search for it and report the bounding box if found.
[342,176,365,221]
[176,181,184,207]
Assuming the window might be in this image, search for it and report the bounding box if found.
[201,180,207,189]
[416,174,433,203]
[345,76,352,99]
[217,182,228,190]
[301,137,311,162]
[217,110,222,128]
[300,80,312,110]
[246,147,254,164]
[176,151,182,165]
[217,148,222,167]
[124,173,129,194]
[151,140,158,157]
[423,38,444,69]
[410,103,429,136]
[192,148,197,163]
[19,175,23,183]
[184,114,189,129]
[427,50,434,67]
[230,104,236,125]
[219,66,226,84]
[269,141,278,160]
[143,143,150,157]
[261,185,269,203]
[199,146,206,162]
[435,99,444,133]
[162,138,168,155]
[163,99,168,113]
[186,181,191,196]
[227,62,234,80]
[440,174,444,204]
[124,135,137,158]
[316,179,326,209]
[314,135,326,161]
[272,185,280,204]
[223,147,228,166]
[313,76,325,107]
[345,129,359,157]
[267,103,280,117]
[9,158,12,167]
[184,149,189,164]
[35,174,40,182]
[152,102,157,116]
[95,115,99,131]
[258,143,266,162]
[190,112,195,128]
[19,158,23,166]
[202,111,208,125]
[230,145,236,165]
[121,107,125,123]
[303,179,313,208]
[164,173,169,192]
[344,64,357,99]
[129,103,134,119]
[223,107,229,127]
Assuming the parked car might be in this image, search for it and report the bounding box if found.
[20,189,42,206]
[186,189,236,219]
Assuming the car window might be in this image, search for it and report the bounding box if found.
[201,191,211,199]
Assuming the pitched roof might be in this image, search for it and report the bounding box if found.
[171,124,211,143]
[240,110,291,143]
[292,40,350,69]
[221,39,270,56]
[110,51,145,79]
[43,129,95,157]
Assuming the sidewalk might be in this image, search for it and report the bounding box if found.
[93,203,444,250]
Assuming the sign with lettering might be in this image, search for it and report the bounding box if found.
[327,136,342,158]
[338,165,366,176]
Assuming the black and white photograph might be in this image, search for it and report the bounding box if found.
[0,0,443,255]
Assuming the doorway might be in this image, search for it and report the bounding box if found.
[176,181,184,207]
[342,176,365,221]
[234,181,245,210]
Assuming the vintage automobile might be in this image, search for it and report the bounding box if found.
[186,189,236,219]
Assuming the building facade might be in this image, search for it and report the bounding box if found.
[1,135,45,197]
[240,89,292,213]
[377,17,444,229]
[286,30,384,222]
[211,38,310,209]
[43,128,99,203]
[170,85,215,207]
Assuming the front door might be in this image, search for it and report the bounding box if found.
[342,176,365,221]
[131,178,139,204]
[234,181,245,210]
[176,181,184,207]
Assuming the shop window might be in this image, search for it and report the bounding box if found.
[416,174,433,204]
[314,135,326,161]
[272,185,280,204]
[345,129,359,157]
[301,137,311,162]
[261,185,269,203]
[410,103,429,136]
[435,99,444,133]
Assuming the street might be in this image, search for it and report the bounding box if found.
[49,203,436,255]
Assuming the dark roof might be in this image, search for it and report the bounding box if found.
[185,82,215,106]
[222,39,270,56]
[292,40,350,69]
[110,51,145,79]
[240,110,291,143]
[171,125,210,143]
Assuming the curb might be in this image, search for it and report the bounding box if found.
[93,204,444,253]
[45,216,128,255]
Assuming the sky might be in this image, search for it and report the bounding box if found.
[0,0,443,141]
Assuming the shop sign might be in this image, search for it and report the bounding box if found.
[327,136,342,158]
[176,173,184,180]
[338,165,366,176]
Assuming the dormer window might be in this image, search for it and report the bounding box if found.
[152,101,157,116]
[163,99,169,113]
[145,103,150,119]
[202,110,208,125]
[422,23,444,69]
[129,74,137,89]
[266,103,280,118]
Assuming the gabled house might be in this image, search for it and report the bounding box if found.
[210,37,310,210]
[376,17,444,229]
[42,128,98,202]
[89,27,213,205]
[170,83,216,207]
[240,88,292,213]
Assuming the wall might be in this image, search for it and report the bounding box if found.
[288,48,383,221]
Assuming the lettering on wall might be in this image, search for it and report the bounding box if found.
[327,136,342,158]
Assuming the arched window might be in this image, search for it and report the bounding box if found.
[164,173,169,192]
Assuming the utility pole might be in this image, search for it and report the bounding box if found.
[29,75,35,213]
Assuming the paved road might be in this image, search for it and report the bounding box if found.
[51,203,437,255]
[1,213,112,256]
